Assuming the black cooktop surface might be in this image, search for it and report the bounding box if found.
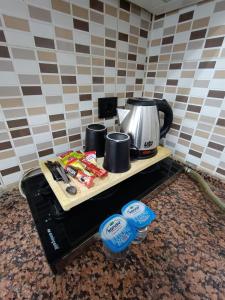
[22,158,183,272]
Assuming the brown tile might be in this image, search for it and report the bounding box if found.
[73,18,89,32]
[189,149,202,158]
[198,61,216,68]
[162,35,174,44]
[72,5,88,19]
[79,94,92,101]
[0,46,10,58]
[117,70,126,76]
[118,32,128,42]
[80,110,92,117]
[52,130,66,138]
[169,63,182,69]
[55,27,72,40]
[140,29,148,38]
[10,128,30,138]
[49,114,64,122]
[105,59,115,67]
[51,0,70,14]
[180,132,192,140]
[75,43,90,54]
[190,29,207,40]
[21,86,42,95]
[11,48,36,60]
[149,56,158,63]
[176,21,191,33]
[179,10,194,23]
[135,78,143,84]
[90,0,104,12]
[61,76,76,84]
[69,134,81,142]
[208,141,224,151]
[176,95,188,103]
[28,5,52,22]
[166,79,178,86]
[137,64,144,70]
[39,63,58,73]
[119,10,129,22]
[105,39,116,48]
[38,148,53,157]
[1,166,20,176]
[187,104,201,113]
[192,17,210,29]
[105,4,117,17]
[128,53,136,61]
[207,90,225,99]
[0,30,6,42]
[34,36,55,49]
[216,167,225,176]
[0,141,12,151]
[7,119,28,128]
[3,15,30,32]
[92,76,104,84]
[205,37,224,48]
[120,0,130,11]
[131,3,141,15]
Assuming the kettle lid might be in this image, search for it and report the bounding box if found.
[127,97,156,106]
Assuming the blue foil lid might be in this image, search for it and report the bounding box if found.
[99,214,135,253]
[121,200,156,229]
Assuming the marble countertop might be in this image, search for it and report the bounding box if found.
[1,173,225,300]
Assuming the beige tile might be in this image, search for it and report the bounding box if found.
[78,85,92,93]
[138,47,146,54]
[19,152,37,163]
[27,107,46,115]
[59,65,76,74]
[77,66,91,74]
[55,27,73,40]
[192,17,209,29]
[191,143,204,152]
[91,35,104,46]
[46,96,62,104]
[42,75,60,84]
[72,5,88,19]
[92,67,104,75]
[11,48,35,60]
[18,74,40,85]
[70,140,82,148]
[159,54,170,61]
[65,104,79,111]
[195,129,210,139]
[193,80,209,88]
[4,15,30,32]
[200,161,215,171]
[119,10,129,22]
[63,86,77,94]
[32,125,50,134]
[0,98,23,108]
[37,51,57,62]
[0,149,15,160]
[51,122,65,131]
[51,0,71,14]
[105,77,115,84]
[0,86,20,97]
[57,40,74,52]
[22,160,39,171]
[173,43,186,52]
[185,112,199,120]
[13,136,33,147]
[177,87,191,95]
[178,138,190,147]
[105,4,117,17]
[129,35,138,44]
[220,48,225,57]
[213,126,225,136]
[76,56,91,65]
[201,49,220,58]
[54,136,68,146]
[165,86,177,93]
[90,11,104,24]
[176,21,191,33]
[214,70,225,79]
[208,25,225,37]
[92,57,104,66]
[28,5,52,22]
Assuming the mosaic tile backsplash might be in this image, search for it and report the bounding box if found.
[144,0,225,180]
[0,0,151,187]
[0,0,225,187]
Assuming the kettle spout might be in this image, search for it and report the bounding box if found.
[117,108,130,125]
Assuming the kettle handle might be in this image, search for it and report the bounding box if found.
[155,99,173,139]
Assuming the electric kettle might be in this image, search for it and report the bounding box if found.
[117,97,173,159]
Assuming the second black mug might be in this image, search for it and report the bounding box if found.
[85,123,107,157]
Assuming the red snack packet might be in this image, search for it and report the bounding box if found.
[80,158,108,177]
[66,165,94,188]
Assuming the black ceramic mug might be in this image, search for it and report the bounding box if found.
[85,123,107,157]
[103,132,131,173]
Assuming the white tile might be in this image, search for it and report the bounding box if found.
[118,20,129,32]
[42,85,62,96]
[186,154,201,166]
[209,79,225,90]
[147,46,160,55]
[28,114,49,125]
[66,118,81,129]
[70,0,89,7]
[76,75,91,85]
[33,131,52,143]
[89,22,105,36]
[63,94,79,104]
[0,72,18,85]
[52,11,73,28]
[4,30,35,47]
[22,95,45,107]
[117,40,128,52]
[46,103,64,114]
[54,144,69,154]
[193,1,214,19]
[57,52,76,65]
[151,28,163,39]
[13,59,39,74]
[14,144,36,156]
[2,171,23,186]
[195,69,214,79]
[104,68,116,76]
[191,135,209,147]
[25,0,51,9]
[130,13,141,27]
[104,84,115,93]
[209,11,225,26]
[167,70,181,79]
[106,15,117,30]
[0,156,19,169]
[73,30,90,44]
[215,60,225,69]
[0,0,29,18]
[174,32,190,44]
[164,14,179,27]
[30,20,54,39]
[190,87,208,98]
[183,49,203,61]
[201,106,220,118]
[79,100,92,110]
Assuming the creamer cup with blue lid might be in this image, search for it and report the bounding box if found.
[121,200,156,229]
[99,214,135,253]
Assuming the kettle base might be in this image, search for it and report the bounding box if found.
[131,148,158,160]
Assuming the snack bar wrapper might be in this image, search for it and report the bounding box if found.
[84,151,97,165]
[80,158,108,177]
[59,150,84,165]
[66,165,94,189]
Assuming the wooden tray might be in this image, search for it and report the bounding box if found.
[39,146,171,211]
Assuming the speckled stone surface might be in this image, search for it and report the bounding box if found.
[1,173,225,300]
